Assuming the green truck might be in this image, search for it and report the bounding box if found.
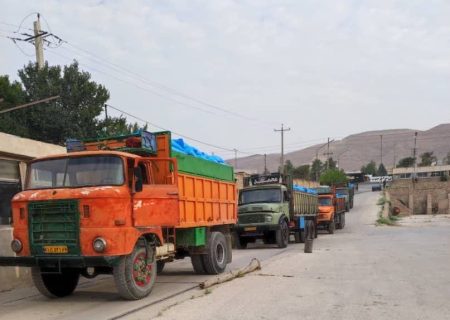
[234,173,318,252]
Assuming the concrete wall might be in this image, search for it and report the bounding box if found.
[0,227,31,292]
[0,133,65,292]
[389,178,450,215]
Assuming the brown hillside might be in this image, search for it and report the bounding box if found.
[231,124,450,173]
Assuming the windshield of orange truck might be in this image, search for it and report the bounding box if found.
[27,156,124,189]
[239,188,281,205]
[319,198,332,206]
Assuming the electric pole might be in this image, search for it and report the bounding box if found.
[413,132,418,181]
[233,149,238,169]
[274,124,290,173]
[323,137,334,169]
[264,153,268,174]
[380,134,383,166]
[33,14,45,69]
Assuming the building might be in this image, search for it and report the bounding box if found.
[0,132,65,291]
[392,165,450,180]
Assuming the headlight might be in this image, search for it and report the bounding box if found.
[11,239,23,253]
[265,215,273,222]
[93,237,107,253]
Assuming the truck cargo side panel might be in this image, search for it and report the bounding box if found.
[178,173,236,228]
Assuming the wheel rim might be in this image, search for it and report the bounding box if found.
[132,252,153,287]
[216,242,225,265]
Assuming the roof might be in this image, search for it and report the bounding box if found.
[392,164,450,174]
[0,132,65,159]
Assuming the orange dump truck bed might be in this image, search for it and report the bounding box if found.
[178,173,237,227]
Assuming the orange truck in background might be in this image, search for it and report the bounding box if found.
[0,131,237,300]
[316,186,346,234]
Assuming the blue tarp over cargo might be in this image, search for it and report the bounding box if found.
[293,184,318,195]
[171,138,225,164]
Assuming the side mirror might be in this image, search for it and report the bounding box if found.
[134,167,143,192]
[284,191,290,202]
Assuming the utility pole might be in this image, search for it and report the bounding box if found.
[380,134,383,165]
[323,137,334,169]
[33,14,45,69]
[413,132,418,182]
[233,149,238,169]
[264,153,268,174]
[274,124,290,173]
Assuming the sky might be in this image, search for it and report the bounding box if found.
[0,0,449,159]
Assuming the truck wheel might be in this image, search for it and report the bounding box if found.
[328,219,335,234]
[191,254,206,274]
[31,267,80,298]
[202,232,228,274]
[113,244,157,300]
[276,219,289,248]
[157,261,165,274]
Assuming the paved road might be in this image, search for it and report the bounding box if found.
[153,191,450,320]
[2,190,449,319]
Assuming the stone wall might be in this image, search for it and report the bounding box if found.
[389,178,450,215]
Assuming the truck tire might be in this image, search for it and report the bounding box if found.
[304,239,313,253]
[157,261,165,274]
[202,231,228,274]
[113,244,157,300]
[276,219,289,248]
[328,218,335,234]
[191,254,206,274]
[31,267,80,298]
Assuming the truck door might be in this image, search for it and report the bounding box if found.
[132,159,180,227]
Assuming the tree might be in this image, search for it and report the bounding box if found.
[397,157,415,168]
[319,169,348,185]
[0,61,141,145]
[419,152,437,167]
[310,159,323,181]
[377,163,387,176]
[0,75,28,137]
[361,160,377,176]
[292,164,310,180]
[443,152,450,165]
[324,157,337,170]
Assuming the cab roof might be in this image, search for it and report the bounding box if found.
[32,150,144,162]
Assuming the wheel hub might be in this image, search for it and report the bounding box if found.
[133,252,153,287]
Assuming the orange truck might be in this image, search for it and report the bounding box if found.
[0,131,236,300]
[316,186,346,234]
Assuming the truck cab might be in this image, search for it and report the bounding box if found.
[316,186,346,234]
[235,175,291,248]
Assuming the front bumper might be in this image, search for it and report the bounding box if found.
[234,224,280,236]
[0,256,120,268]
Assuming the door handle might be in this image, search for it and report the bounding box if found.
[167,192,179,195]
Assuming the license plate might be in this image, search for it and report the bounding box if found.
[43,246,68,254]
[244,227,257,232]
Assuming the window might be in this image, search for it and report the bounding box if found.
[0,159,21,225]
[431,171,443,177]
[399,173,412,179]
[417,172,428,178]
[239,188,281,205]
[27,156,124,189]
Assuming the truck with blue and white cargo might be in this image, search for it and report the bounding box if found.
[234,173,318,252]
[335,183,355,211]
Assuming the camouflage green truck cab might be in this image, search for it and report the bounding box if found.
[234,173,318,250]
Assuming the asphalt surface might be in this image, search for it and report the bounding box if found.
[1,189,449,319]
